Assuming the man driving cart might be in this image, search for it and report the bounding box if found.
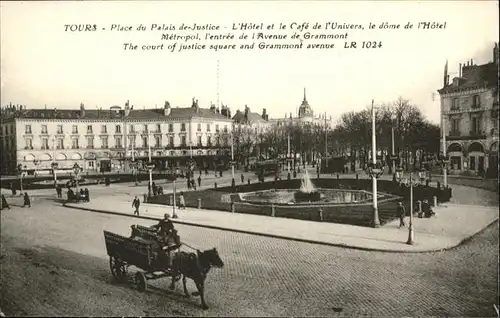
[150,213,181,267]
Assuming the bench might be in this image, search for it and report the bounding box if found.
[131,224,159,241]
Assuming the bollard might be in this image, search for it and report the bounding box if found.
[336,174,339,179]
[169,195,173,206]
[143,193,148,203]
[356,174,359,180]
[417,200,422,217]
[287,173,291,180]
[247,179,251,185]
[197,198,202,209]
[318,208,323,222]
[231,202,235,213]
[271,204,275,217]
[433,195,438,207]
[214,182,217,189]
[437,181,441,190]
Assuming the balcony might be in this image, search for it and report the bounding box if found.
[86,145,95,149]
[71,146,80,149]
[56,146,65,149]
[24,146,34,150]
[447,130,486,141]
[101,145,109,149]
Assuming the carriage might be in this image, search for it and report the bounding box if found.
[103,224,225,309]
[103,225,180,292]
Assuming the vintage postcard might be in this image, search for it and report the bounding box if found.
[0,1,498,317]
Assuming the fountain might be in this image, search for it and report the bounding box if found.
[294,169,321,202]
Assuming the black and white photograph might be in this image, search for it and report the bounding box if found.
[0,1,499,316]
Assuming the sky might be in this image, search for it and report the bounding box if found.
[1,1,498,124]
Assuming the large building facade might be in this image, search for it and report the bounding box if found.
[0,99,234,175]
[438,43,499,176]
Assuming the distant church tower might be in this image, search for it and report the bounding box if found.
[298,87,314,120]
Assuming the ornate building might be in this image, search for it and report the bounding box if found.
[0,99,234,175]
[438,42,499,176]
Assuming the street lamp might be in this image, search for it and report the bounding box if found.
[439,154,450,188]
[146,133,155,192]
[404,172,421,245]
[230,130,235,184]
[366,161,384,227]
[390,113,397,176]
[73,163,81,193]
[33,159,40,177]
[51,162,59,187]
[367,99,382,228]
[166,172,178,218]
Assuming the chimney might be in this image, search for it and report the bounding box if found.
[470,58,473,66]
[262,108,267,120]
[124,100,131,116]
[163,101,171,116]
[216,106,220,114]
[459,63,462,77]
[80,103,85,117]
[210,103,216,113]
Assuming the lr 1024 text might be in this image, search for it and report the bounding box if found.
[344,41,383,49]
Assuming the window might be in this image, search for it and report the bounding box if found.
[215,124,220,132]
[101,125,107,133]
[197,123,202,131]
[129,124,135,133]
[450,118,460,135]
[72,138,79,149]
[101,137,108,148]
[168,124,174,132]
[168,136,174,147]
[115,125,121,133]
[181,136,186,146]
[86,136,94,148]
[25,125,32,134]
[451,98,459,110]
[40,125,47,134]
[155,136,161,147]
[128,136,135,148]
[57,138,64,149]
[143,124,148,133]
[87,125,93,133]
[207,136,212,146]
[472,95,480,108]
[42,138,49,149]
[25,138,33,149]
[142,137,148,148]
[72,125,78,134]
[197,136,202,146]
[57,125,63,134]
[471,117,481,135]
[207,124,211,132]
[181,123,186,132]
[156,124,161,133]
[115,137,122,148]
[224,125,228,133]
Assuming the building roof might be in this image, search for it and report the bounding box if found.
[232,109,268,125]
[439,61,498,94]
[298,87,313,118]
[0,105,233,122]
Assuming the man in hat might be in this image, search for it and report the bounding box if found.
[151,213,178,267]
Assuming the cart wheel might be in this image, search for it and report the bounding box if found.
[109,255,127,283]
[135,272,147,292]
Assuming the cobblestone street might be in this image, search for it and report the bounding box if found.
[1,198,498,317]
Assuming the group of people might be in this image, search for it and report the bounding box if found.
[1,192,32,210]
[67,188,91,203]
[148,182,164,197]
[396,199,436,228]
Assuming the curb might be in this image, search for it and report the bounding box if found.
[62,203,498,254]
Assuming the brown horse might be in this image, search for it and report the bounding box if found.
[169,248,224,310]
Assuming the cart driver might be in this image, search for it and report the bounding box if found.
[150,213,180,267]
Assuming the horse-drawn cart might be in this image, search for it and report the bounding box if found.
[103,229,179,292]
[103,225,224,309]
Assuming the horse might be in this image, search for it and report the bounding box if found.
[169,248,224,310]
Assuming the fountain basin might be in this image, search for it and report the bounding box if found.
[294,191,321,202]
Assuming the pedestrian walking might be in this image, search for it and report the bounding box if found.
[132,196,141,216]
[23,192,31,208]
[241,174,244,184]
[1,194,11,210]
[179,191,186,209]
[197,175,201,187]
[56,184,62,198]
[84,188,90,202]
[397,201,406,228]
[11,183,16,196]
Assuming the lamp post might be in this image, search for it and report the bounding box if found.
[146,134,155,195]
[367,99,382,227]
[441,114,448,187]
[390,113,397,175]
[166,172,178,218]
[33,159,40,177]
[405,172,420,245]
[73,163,81,194]
[230,130,235,182]
[439,154,450,188]
[51,162,59,187]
